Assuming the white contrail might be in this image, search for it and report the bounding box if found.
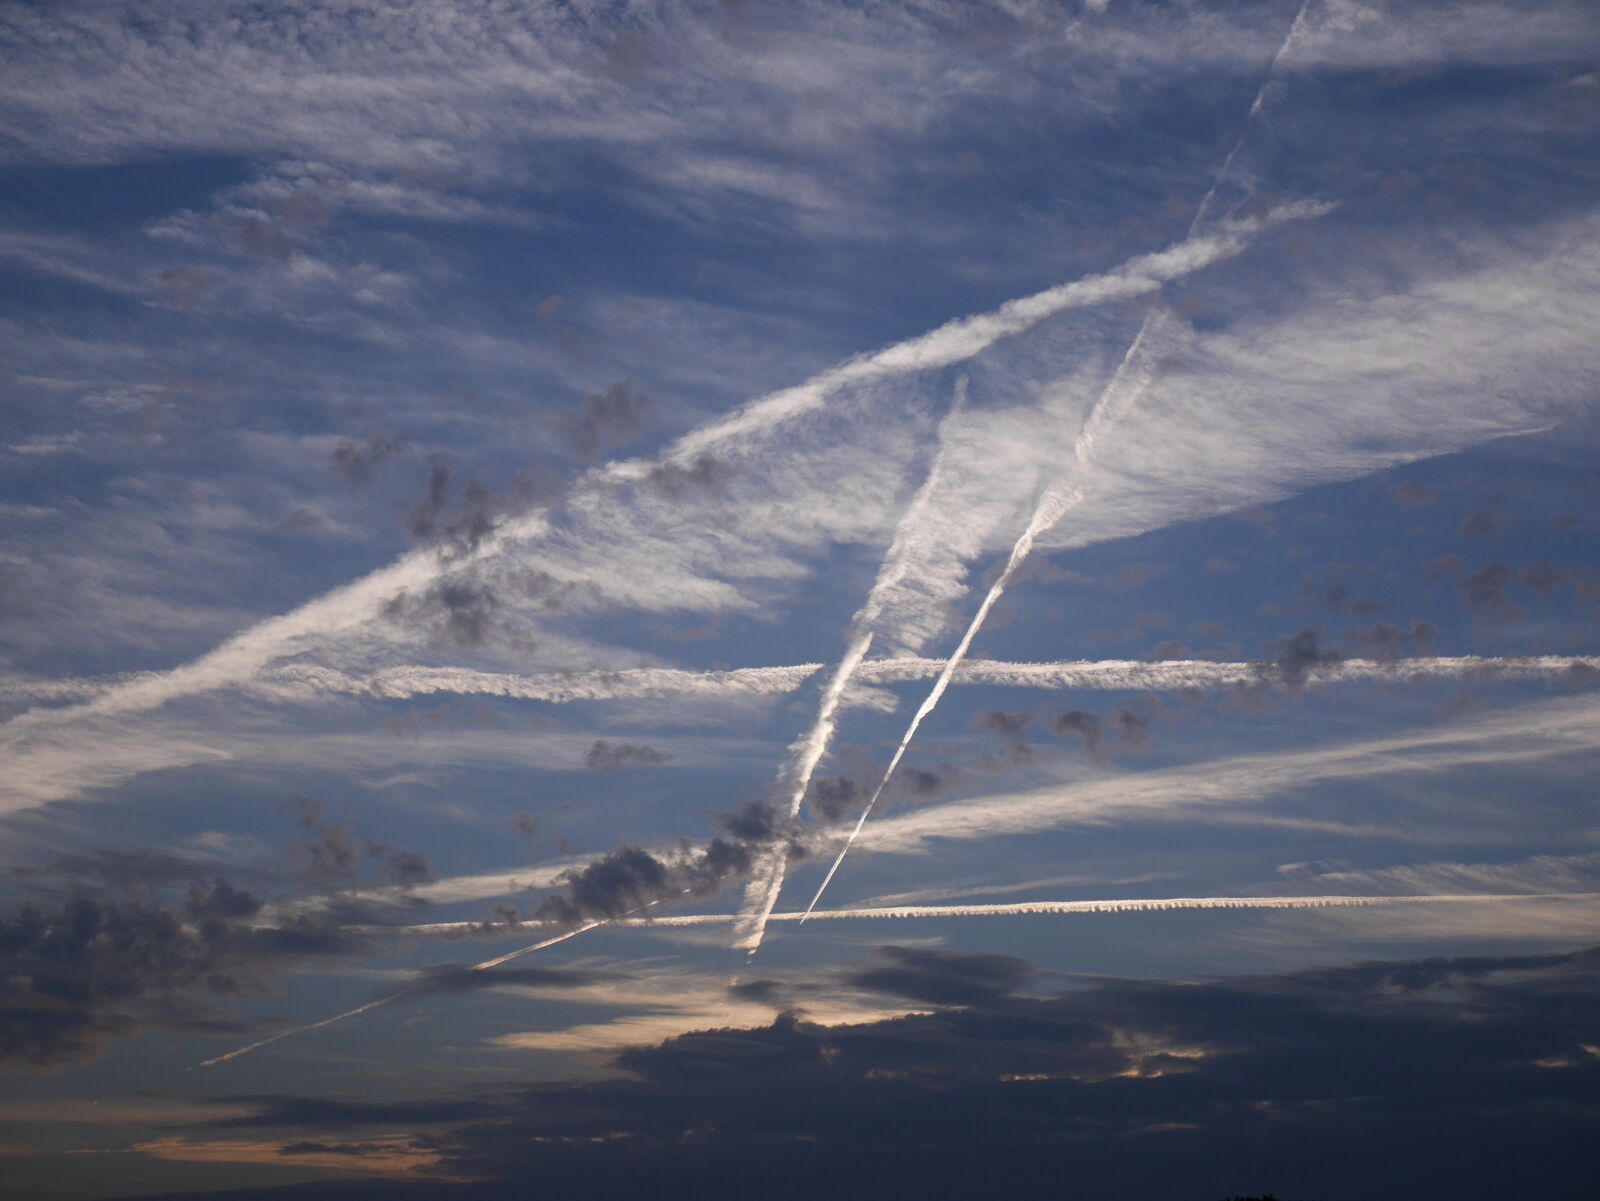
[651,202,1330,468]
[1,207,1320,749]
[390,892,1600,936]
[194,923,596,1069]
[734,194,1331,953]
[731,630,873,953]
[801,316,1161,919]
[197,886,703,1068]
[800,0,1318,922]
[734,381,969,954]
[250,654,1598,706]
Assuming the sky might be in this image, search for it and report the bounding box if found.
[1,1,1598,1198]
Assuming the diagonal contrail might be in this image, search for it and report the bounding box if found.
[196,888,696,1069]
[0,197,1325,768]
[733,205,1333,953]
[801,0,1318,922]
[732,381,969,954]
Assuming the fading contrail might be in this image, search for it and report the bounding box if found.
[734,382,969,954]
[195,923,596,1069]
[800,0,1318,922]
[197,887,698,1069]
[389,892,1600,937]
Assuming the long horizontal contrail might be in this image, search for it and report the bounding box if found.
[247,654,1597,706]
[385,892,1600,937]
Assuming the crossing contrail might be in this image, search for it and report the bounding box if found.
[800,0,1319,922]
[0,201,1324,756]
[734,381,969,955]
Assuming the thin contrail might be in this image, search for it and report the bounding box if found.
[197,888,695,1069]
[734,196,1333,953]
[800,0,1318,922]
[734,381,967,954]
[389,892,1600,936]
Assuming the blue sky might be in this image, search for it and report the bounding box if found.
[2,2,1599,1198]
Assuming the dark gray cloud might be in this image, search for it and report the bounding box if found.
[1295,565,1384,616]
[973,710,1033,738]
[405,454,455,542]
[0,883,363,1068]
[1520,562,1600,601]
[807,776,859,823]
[898,765,945,797]
[1348,619,1439,660]
[291,797,361,883]
[1459,566,1504,610]
[643,454,734,500]
[716,799,782,844]
[330,436,406,487]
[1421,552,1466,581]
[1046,706,1150,759]
[1258,626,1344,688]
[284,799,435,898]
[1522,561,1570,592]
[530,832,761,926]
[1048,708,1104,755]
[1109,706,1151,752]
[1456,563,1524,623]
[528,794,820,926]
[1391,480,1440,507]
[844,944,1033,1007]
[188,943,1600,1201]
[1462,505,1508,538]
[402,458,550,559]
[584,740,674,772]
[559,382,652,460]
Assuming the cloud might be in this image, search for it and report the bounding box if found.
[1457,563,1523,622]
[973,710,1034,739]
[184,941,1600,1199]
[1259,625,1344,688]
[329,437,406,487]
[583,740,675,772]
[559,383,652,460]
[842,944,1033,1006]
[0,883,364,1068]
[1462,504,1508,537]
